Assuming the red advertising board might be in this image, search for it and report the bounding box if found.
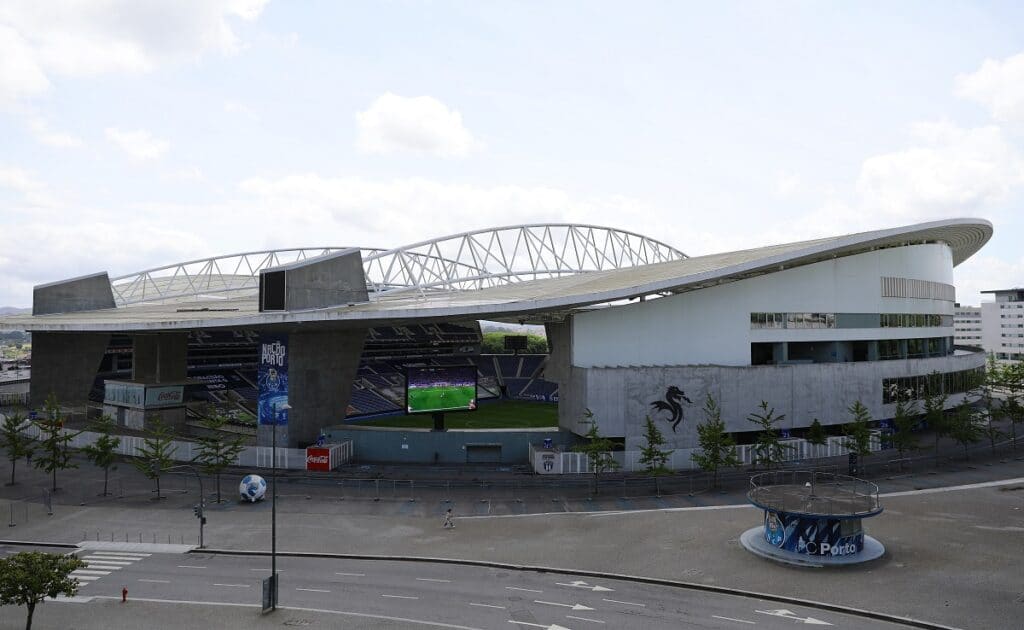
[306,447,331,471]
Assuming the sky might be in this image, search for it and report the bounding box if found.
[2,0,1023,308]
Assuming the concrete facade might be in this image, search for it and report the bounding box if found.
[260,249,368,312]
[131,333,188,383]
[32,271,116,316]
[28,332,110,408]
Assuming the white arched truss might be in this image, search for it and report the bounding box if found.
[109,224,686,306]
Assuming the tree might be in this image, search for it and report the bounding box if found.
[0,551,85,630]
[193,414,246,503]
[572,409,620,477]
[997,362,1024,454]
[81,416,120,497]
[32,395,78,493]
[843,401,874,460]
[132,418,177,500]
[692,394,740,488]
[0,411,34,486]
[947,399,983,460]
[638,415,673,475]
[889,386,920,460]
[978,360,1005,455]
[922,371,949,465]
[747,401,790,470]
[806,418,827,449]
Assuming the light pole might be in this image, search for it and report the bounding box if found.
[170,465,205,548]
[270,401,290,611]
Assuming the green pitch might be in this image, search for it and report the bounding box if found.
[362,400,558,429]
[407,384,477,413]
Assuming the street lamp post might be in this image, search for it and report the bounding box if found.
[270,402,290,611]
[170,465,204,548]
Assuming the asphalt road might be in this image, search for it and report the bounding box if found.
[34,548,915,630]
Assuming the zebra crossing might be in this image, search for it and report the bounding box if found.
[72,550,150,586]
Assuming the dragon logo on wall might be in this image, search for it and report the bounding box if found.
[649,385,693,433]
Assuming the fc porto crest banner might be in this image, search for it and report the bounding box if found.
[258,333,289,425]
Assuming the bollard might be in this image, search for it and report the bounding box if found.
[409,480,415,503]
[374,479,380,502]
[138,532,142,543]
[8,503,15,528]
[122,586,127,603]
[110,532,114,542]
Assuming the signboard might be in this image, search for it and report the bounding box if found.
[258,333,289,425]
[763,511,864,557]
[104,381,146,408]
[306,447,331,471]
[144,385,185,408]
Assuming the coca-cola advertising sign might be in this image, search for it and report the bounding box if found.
[306,447,331,471]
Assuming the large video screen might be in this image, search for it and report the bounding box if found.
[406,365,477,414]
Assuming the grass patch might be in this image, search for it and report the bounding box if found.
[357,400,558,429]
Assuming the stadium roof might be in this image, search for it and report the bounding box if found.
[0,218,993,332]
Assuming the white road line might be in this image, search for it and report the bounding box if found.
[213,583,250,588]
[296,588,331,593]
[505,586,542,593]
[73,570,111,576]
[72,575,101,581]
[416,578,452,583]
[712,615,756,624]
[92,551,150,557]
[602,598,645,607]
[83,560,132,565]
[566,615,605,624]
[84,555,144,561]
[382,594,419,600]
[335,572,365,577]
[81,564,122,570]
[468,603,506,609]
[177,565,207,569]
[138,579,171,584]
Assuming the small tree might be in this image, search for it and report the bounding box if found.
[998,362,1024,453]
[922,372,949,465]
[32,395,78,493]
[843,401,874,461]
[194,414,246,503]
[0,551,86,630]
[81,416,120,497]
[889,387,920,460]
[132,418,177,500]
[638,415,673,475]
[747,401,790,470]
[692,394,740,488]
[1,411,34,486]
[948,399,983,460]
[572,409,620,477]
[806,418,827,449]
[978,362,1005,455]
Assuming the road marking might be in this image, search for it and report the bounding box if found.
[713,615,756,625]
[250,568,283,572]
[72,575,101,581]
[534,600,594,611]
[296,588,331,593]
[556,580,613,592]
[335,572,365,577]
[177,565,207,569]
[382,594,419,600]
[508,621,572,630]
[755,609,831,625]
[602,598,644,607]
[469,603,506,609]
[73,570,111,576]
[213,583,250,588]
[81,564,122,570]
[416,578,452,583]
[138,579,171,584]
[85,554,146,560]
[567,615,605,624]
[505,586,542,593]
[92,551,151,557]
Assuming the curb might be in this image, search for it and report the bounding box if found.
[197,547,961,630]
[0,539,78,549]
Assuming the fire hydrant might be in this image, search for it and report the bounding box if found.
[122,586,128,603]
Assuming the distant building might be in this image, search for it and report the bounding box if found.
[981,288,1024,362]
[953,303,982,346]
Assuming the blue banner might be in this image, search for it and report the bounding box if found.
[763,510,864,557]
[258,333,289,425]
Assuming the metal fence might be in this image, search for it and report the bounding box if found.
[748,470,882,516]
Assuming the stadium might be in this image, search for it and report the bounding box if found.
[0,218,993,469]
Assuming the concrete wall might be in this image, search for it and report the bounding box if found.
[324,426,574,465]
[261,249,368,311]
[132,333,188,383]
[573,244,954,368]
[29,332,110,408]
[32,272,115,315]
[287,329,367,447]
[568,350,986,449]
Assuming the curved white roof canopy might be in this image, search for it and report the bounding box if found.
[1,218,993,332]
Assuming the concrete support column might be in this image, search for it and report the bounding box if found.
[281,329,367,447]
[131,333,188,383]
[29,332,110,409]
[867,341,879,361]
[543,321,572,385]
[772,342,788,364]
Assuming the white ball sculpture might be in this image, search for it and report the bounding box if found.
[239,474,267,503]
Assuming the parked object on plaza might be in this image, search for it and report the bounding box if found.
[239,474,267,502]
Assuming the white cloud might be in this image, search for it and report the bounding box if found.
[774,171,801,197]
[856,121,1024,220]
[954,254,1024,307]
[955,52,1024,124]
[0,165,58,208]
[356,93,478,157]
[28,116,83,148]
[224,99,259,120]
[0,0,268,103]
[105,127,170,160]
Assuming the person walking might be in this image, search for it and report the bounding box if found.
[443,508,455,529]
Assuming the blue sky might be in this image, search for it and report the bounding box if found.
[2,1,1023,306]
